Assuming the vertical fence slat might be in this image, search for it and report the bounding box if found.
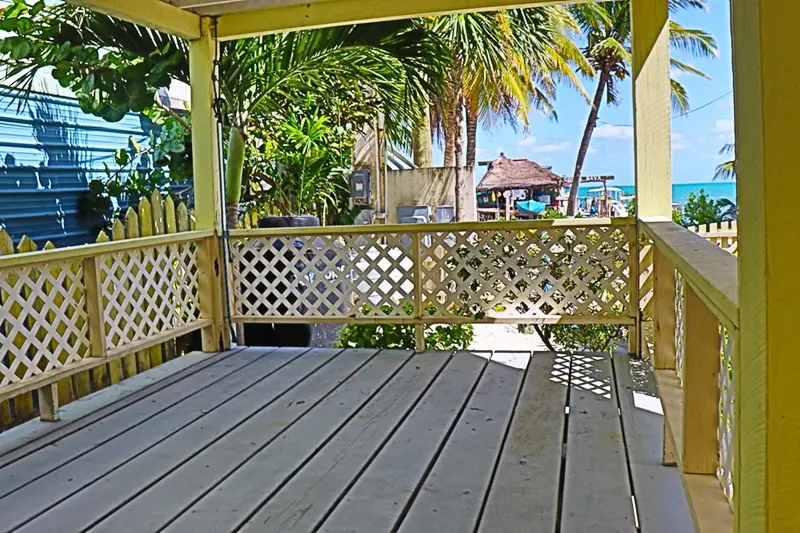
[88,232,111,389]
[127,204,151,373]
[683,283,722,475]
[653,248,677,370]
[114,215,138,379]
[13,236,37,420]
[0,230,14,427]
[42,241,77,408]
[627,225,641,356]
[145,192,164,368]
[412,235,425,351]
[162,195,178,363]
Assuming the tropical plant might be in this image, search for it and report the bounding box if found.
[335,303,474,350]
[680,189,735,226]
[566,0,718,216]
[0,0,446,224]
[714,143,736,181]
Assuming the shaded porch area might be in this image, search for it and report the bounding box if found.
[0,347,691,533]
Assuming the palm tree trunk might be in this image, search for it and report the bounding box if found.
[225,126,247,228]
[465,104,478,167]
[442,73,460,167]
[412,107,433,168]
[454,92,465,221]
[568,65,611,217]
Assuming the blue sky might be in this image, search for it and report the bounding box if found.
[433,0,735,186]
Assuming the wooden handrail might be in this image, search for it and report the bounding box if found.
[641,221,738,329]
[230,217,635,237]
[0,230,214,270]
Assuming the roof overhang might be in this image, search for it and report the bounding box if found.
[68,0,586,41]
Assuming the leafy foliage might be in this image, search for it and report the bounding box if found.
[714,143,736,181]
[680,189,735,226]
[335,303,474,351]
[532,323,626,352]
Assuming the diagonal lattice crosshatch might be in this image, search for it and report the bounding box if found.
[418,226,631,320]
[675,273,686,385]
[100,242,201,351]
[718,327,735,508]
[0,259,90,387]
[230,233,417,319]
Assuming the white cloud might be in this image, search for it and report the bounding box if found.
[713,119,735,136]
[671,132,687,150]
[588,146,599,155]
[476,147,487,157]
[517,136,537,147]
[594,124,634,140]
[530,142,573,154]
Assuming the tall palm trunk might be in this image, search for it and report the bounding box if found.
[442,77,460,167]
[453,91,465,221]
[568,65,611,217]
[225,127,247,228]
[465,103,478,167]
[412,107,433,167]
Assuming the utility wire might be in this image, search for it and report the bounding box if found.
[598,90,733,128]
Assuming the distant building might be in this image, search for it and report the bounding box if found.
[476,154,562,219]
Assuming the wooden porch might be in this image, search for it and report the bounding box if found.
[0,346,692,533]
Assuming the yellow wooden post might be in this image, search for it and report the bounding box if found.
[191,17,230,352]
[627,225,641,356]
[652,247,676,370]
[682,284,720,475]
[114,215,138,379]
[731,1,800,530]
[630,0,672,219]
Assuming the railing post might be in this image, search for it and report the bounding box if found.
[82,256,107,359]
[37,383,59,422]
[653,247,676,370]
[682,283,721,475]
[627,224,641,356]
[197,235,230,352]
[412,232,425,352]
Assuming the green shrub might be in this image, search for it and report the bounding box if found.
[528,323,627,353]
[335,302,474,351]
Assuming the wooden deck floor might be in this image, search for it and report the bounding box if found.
[0,348,694,533]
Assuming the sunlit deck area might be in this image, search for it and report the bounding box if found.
[0,347,692,533]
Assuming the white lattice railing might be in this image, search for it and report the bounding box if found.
[0,231,215,405]
[229,219,637,326]
[644,220,738,520]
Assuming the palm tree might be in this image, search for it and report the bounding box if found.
[566,0,718,216]
[714,143,736,180]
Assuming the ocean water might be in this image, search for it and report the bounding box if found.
[582,182,737,206]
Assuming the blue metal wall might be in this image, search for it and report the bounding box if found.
[0,88,156,248]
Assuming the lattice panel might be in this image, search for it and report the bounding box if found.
[675,273,686,385]
[231,233,416,319]
[718,327,735,508]
[0,260,90,387]
[100,242,201,351]
[418,226,631,319]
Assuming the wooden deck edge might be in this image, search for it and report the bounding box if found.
[0,320,213,404]
[655,369,733,533]
[0,349,228,455]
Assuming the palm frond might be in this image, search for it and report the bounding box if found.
[669,21,718,58]
[670,57,710,80]
[670,78,690,113]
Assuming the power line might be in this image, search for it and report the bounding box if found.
[598,90,733,128]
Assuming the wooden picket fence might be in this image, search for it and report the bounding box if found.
[0,190,196,429]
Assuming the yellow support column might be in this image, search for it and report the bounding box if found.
[631,0,672,219]
[190,17,230,352]
[731,1,800,531]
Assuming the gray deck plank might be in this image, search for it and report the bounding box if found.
[235,350,456,533]
[477,352,569,533]
[0,347,309,530]
[0,348,248,466]
[561,354,636,533]
[613,354,694,533]
[87,348,380,533]
[160,349,428,533]
[302,351,490,533]
[0,347,277,497]
[16,348,353,533]
[396,351,529,533]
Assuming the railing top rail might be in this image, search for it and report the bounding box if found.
[0,230,213,270]
[230,217,635,238]
[642,220,738,329]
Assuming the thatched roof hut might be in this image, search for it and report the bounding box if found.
[476,154,562,192]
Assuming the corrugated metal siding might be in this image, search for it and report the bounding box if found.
[0,88,157,248]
